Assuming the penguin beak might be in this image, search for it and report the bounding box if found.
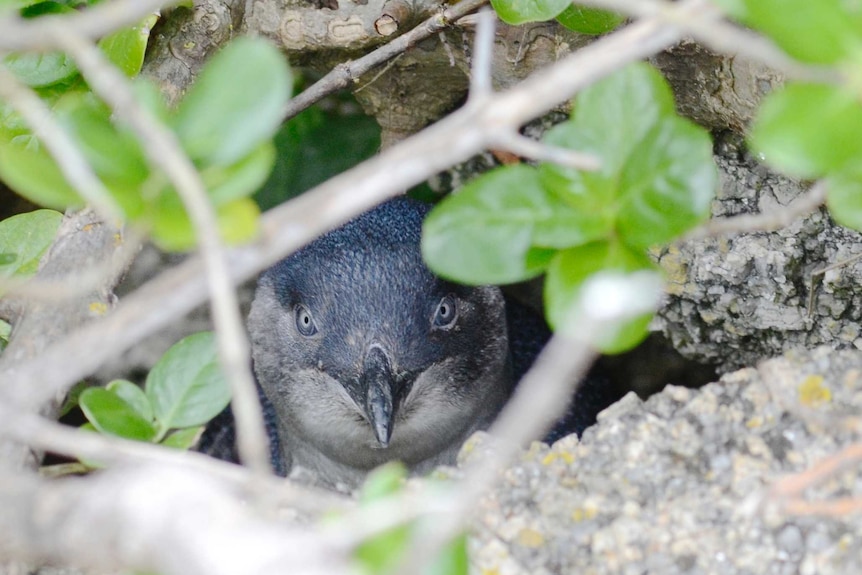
[362,346,395,448]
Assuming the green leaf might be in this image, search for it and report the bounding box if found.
[555,5,623,35]
[98,13,159,78]
[359,461,407,504]
[79,387,158,441]
[356,524,411,573]
[106,379,153,422]
[0,318,10,354]
[490,0,570,24]
[355,463,468,575]
[0,106,146,216]
[749,83,862,179]
[19,0,69,16]
[75,422,106,469]
[544,241,660,353]
[0,102,27,139]
[737,0,862,64]
[542,63,676,189]
[4,3,79,87]
[204,142,276,205]
[148,192,194,251]
[160,426,204,450]
[0,209,62,285]
[216,197,260,245]
[541,63,715,249]
[826,167,862,231]
[422,165,608,285]
[172,37,292,166]
[58,380,89,417]
[3,51,78,87]
[0,137,84,209]
[150,194,260,252]
[54,93,150,188]
[145,332,231,435]
[423,533,469,575]
[0,79,88,139]
[616,116,716,249]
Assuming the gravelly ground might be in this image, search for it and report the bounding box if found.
[462,346,862,575]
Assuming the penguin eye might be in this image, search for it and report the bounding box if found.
[432,295,458,329]
[295,304,318,336]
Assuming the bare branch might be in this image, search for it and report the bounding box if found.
[283,0,489,121]
[768,442,862,518]
[467,7,496,102]
[574,0,839,83]
[0,228,143,304]
[684,180,828,241]
[374,0,412,37]
[463,8,601,171]
[50,28,271,476]
[0,403,349,515]
[491,132,601,171]
[0,465,349,575]
[807,251,862,316]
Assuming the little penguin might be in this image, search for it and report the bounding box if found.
[200,196,620,488]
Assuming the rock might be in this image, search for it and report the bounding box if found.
[656,134,862,374]
[463,346,862,574]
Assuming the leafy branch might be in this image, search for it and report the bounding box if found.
[78,332,230,452]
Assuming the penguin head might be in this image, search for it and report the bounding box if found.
[248,197,512,470]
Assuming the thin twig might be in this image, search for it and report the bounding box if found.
[810,254,862,280]
[0,402,349,514]
[0,228,143,304]
[574,0,840,83]
[0,63,123,220]
[781,498,862,517]
[464,8,600,171]
[492,132,601,171]
[807,252,862,317]
[50,28,272,476]
[283,0,489,121]
[684,180,828,241]
[771,442,862,499]
[0,0,170,51]
[769,442,862,517]
[467,7,495,102]
[438,30,456,67]
[352,53,404,95]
